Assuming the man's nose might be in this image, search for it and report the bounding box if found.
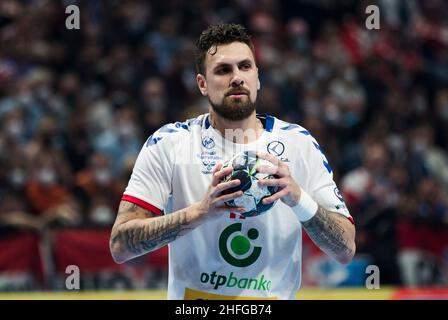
[230,72,244,87]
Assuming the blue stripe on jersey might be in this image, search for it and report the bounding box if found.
[204,115,211,129]
[144,117,203,148]
[280,122,332,174]
[187,118,202,127]
[312,141,323,153]
[280,124,299,131]
[255,113,275,132]
[174,121,190,130]
[279,123,311,136]
[145,120,189,147]
[312,141,332,173]
[146,135,163,146]
[323,160,332,173]
[264,114,274,132]
[159,127,178,133]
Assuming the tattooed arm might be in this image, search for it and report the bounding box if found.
[110,200,201,263]
[110,163,245,264]
[256,152,356,265]
[301,206,356,264]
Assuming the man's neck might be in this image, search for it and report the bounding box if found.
[209,109,264,144]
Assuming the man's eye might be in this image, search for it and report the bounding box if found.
[241,64,251,70]
[216,68,229,74]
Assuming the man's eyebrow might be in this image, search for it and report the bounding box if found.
[213,59,253,71]
[238,59,253,66]
[213,62,231,71]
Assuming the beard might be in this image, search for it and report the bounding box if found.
[209,95,256,121]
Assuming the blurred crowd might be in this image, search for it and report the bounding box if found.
[0,0,448,287]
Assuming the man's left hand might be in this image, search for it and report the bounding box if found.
[256,152,302,207]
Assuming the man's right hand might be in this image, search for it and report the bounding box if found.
[192,162,245,221]
[110,163,245,264]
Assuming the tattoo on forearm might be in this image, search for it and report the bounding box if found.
[302,206,354,259]
[119,210,193,255]
[119,201,153,218]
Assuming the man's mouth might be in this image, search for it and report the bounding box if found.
[226,91,248,98]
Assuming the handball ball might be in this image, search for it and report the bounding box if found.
[221,151,279,217]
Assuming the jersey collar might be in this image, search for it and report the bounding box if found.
[203,113,275,132]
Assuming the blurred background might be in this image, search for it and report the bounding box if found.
[0,0,448,299]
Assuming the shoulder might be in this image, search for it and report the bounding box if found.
[144,114,206,148]
[271,116,330,168]
[271,116,320,146]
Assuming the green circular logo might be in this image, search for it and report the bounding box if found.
[219,223,262,267]
[230,235,251,255]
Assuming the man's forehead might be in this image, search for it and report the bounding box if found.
[205,42,255,66]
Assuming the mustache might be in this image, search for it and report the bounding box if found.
[225,88,250,96]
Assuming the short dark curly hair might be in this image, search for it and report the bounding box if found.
[195,23,255,75]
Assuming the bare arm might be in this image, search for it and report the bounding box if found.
[256,152,356,265]
[301,206,356,264]
[110,163,245,264]
[110,200,201,263]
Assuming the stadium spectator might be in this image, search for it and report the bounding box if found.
[74,152,122,227]
[25,152,80,227]
[397,178,448,286]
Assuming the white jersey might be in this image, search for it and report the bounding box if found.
[123,113,353,300]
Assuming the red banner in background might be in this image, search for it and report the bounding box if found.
[52,229,168,290]
[0,229,169,290]
[0,233,44,287]
[53,228,168,273]
[54,229,121,273]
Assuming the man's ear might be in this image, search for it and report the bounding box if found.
[257,79,260,90]
[196,74,207,96]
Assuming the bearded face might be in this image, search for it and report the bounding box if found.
[197,42,260,121]
[209,87,256,121]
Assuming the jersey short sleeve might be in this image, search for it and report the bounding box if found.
[301,134,354,223]
[122,125,177,215]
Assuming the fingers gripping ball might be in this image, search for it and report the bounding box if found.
[221,151,279,217]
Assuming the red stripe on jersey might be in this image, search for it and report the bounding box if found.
[229,213,246,219]
[121,195,162,216]
[347,216,355,225]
